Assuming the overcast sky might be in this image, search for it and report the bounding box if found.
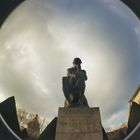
[0,0,140,130]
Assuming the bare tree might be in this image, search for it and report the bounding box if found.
[17,107,48,139]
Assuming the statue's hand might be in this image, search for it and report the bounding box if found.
[69,94,73,101]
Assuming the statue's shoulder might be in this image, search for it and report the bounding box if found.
[80,69,88,80]
[81,69,87,74]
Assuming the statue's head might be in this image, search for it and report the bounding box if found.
[73,57,82,66]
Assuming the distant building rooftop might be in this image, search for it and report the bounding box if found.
[129,85,140,105]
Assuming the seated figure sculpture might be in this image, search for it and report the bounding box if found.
[62,58,89,107]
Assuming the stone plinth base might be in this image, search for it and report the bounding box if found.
[55,107,103,140]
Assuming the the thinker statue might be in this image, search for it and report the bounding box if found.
[62,57,89,107]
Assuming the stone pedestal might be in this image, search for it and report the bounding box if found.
[55,107,103,140]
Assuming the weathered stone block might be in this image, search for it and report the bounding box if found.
[55,107,103,140]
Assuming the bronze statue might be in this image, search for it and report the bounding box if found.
[62,58,89,107]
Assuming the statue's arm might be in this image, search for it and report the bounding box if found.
[76,70,88,81]
[82,70,88,81]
